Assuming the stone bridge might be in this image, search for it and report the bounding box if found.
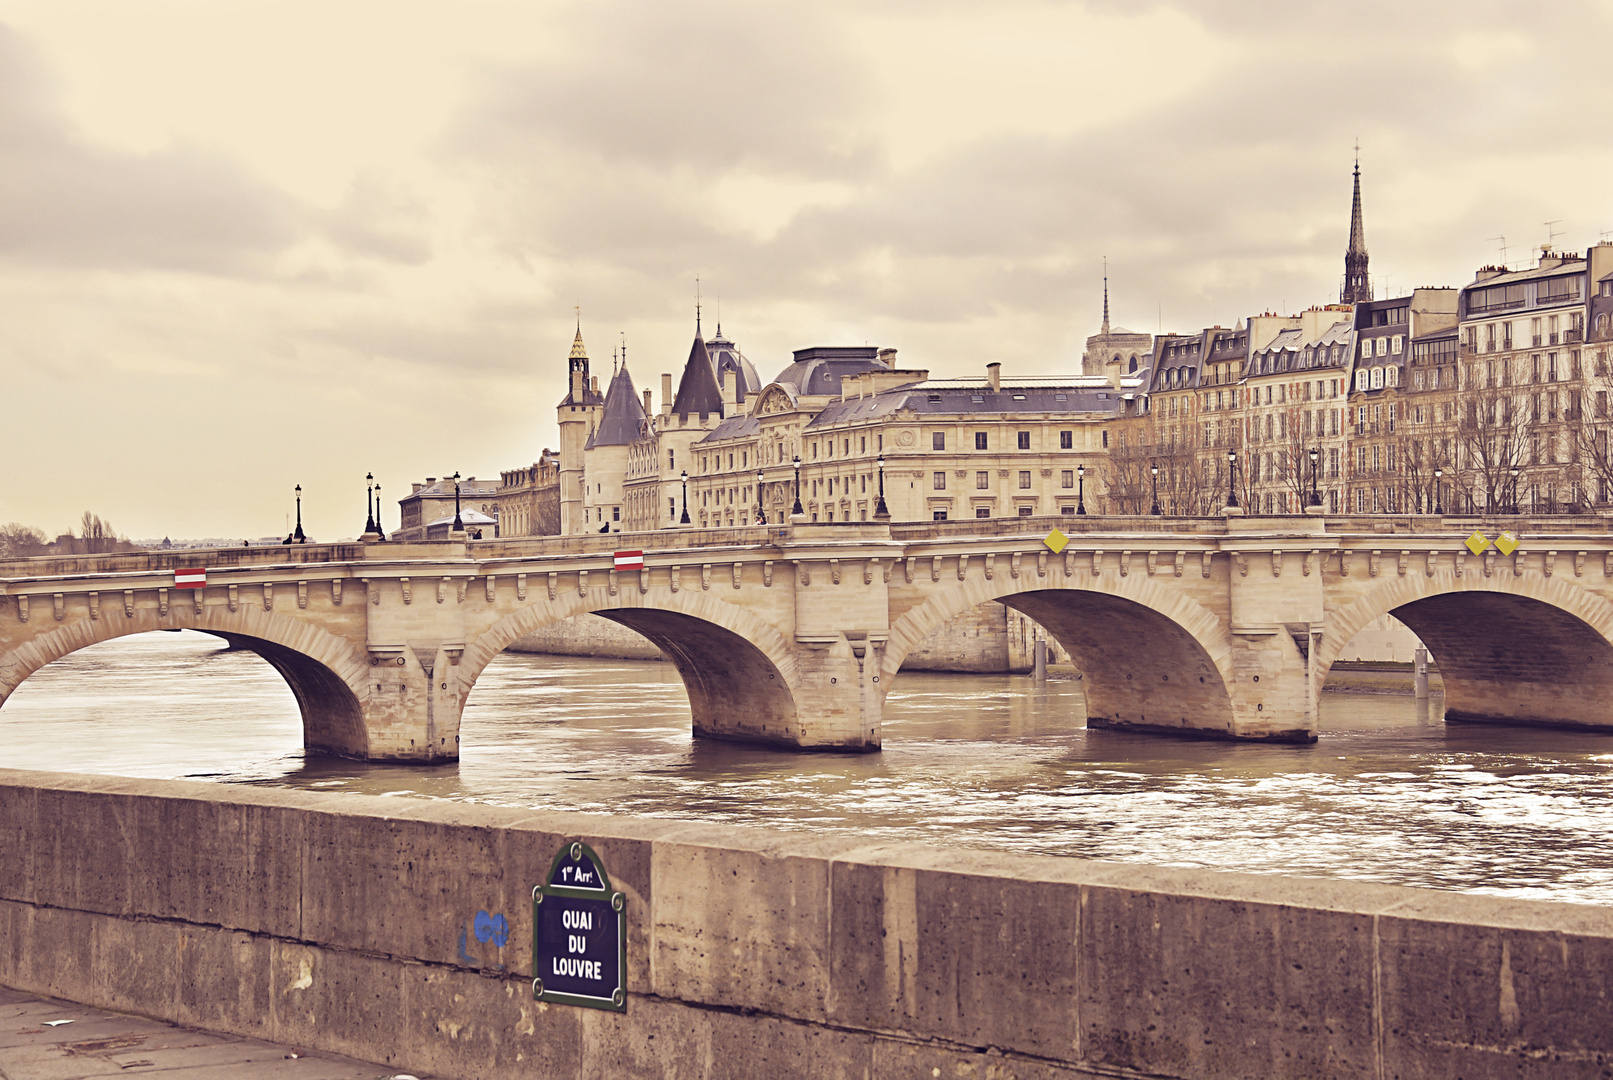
[4,514,1613,761]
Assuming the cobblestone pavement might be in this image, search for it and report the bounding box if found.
[0,988,427,1079]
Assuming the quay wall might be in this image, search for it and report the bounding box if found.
[2,769,1610,1080]
[508,603,1073,672]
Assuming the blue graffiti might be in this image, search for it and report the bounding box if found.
[473,909,510,948]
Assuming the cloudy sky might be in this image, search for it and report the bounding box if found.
[4,0,1612,541]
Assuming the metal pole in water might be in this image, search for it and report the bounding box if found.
[1414,647,1429,699]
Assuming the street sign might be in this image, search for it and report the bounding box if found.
[173,568,206,589]
[1495,531,1520,555]
[532,841,626,1012]
[613,550,644,570]
[1044,528,1068,554]
[1464,531,1490,556]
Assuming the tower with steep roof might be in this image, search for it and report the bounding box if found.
[1340,154,1372,304]
[557,321,605,534]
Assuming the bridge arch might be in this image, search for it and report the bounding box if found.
[884,573,1236,735]
[0,605,370,756]
[1322,572,1613,731]
[461,588,806,746]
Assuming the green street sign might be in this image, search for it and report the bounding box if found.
[532,841,627,1012]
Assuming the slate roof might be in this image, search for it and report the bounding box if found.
[768,347,885,397]
[586,362,647,448]
[805,378,1130,429]
[706,328,760,403]
[697,414,763,443]
[671,333,724,417]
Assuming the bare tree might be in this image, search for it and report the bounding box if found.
[0,523,48,559]
[1453,362,1529,512]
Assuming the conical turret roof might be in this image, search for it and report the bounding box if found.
[586,361,647,448]
[671,331,724,418]
[569,327,588,360]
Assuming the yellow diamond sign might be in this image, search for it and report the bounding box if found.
[1044,527,1069,554]
[1495,531,1519,555]
[1464,531,1491,556]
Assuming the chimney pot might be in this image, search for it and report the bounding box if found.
[987,362,1001,393]
[661,373,673,416]
[877,347,897,367]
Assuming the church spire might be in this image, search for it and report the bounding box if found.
[1101,257,1110,334]
[1340,147,1372,303]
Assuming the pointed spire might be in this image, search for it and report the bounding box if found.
[587,357,648,448]
[1340,146,1372,304]
[695,276,702,336]
[671,325,723,418]
[1348,148,1366,256]
[1101,257,1110,334]
[570,325,588,360]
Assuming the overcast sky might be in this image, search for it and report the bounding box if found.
[5,0,1612,540]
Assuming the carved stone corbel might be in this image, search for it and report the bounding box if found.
[1425,550,1437,577]
[830,560,841,586]
[701,564,712,591]
[1338,551,1351,577]
[1369,550,1381,577]
[1544,551,1557,578]
[1483,550,1494,577]
[904,557,916,584]
[794,562,807,587]
[608,569,619,596]
[547,572,557,601]
[401,577,412,604]
[191,587,203,615]
[88,592,99,620]
[1455,551,1466,577]
[1175,550,1186,577]
[1202,551,1213,577]
[161,588,171,616]
[674,565,685,592]
[579,570,589,595]
[958,554,970,580]
[1091,551,1102,575]
[1037,550,1047,577]
[457,578,469,604]
[16,596,27,623]
[230,584,240,611]
[1606,551,1613,577]
[1147,551,1158,576]
[733,563,743,589]
[1234,552,1247,577]
[641,568,650,594]
[1065,550,1074,576]
[763,561,774,588]
[517,573,527,601]
[984,554,995,580]
[333,579,344,605]
[257,584,267,612]
[1011,552,1022,578]
[297,580,308,609]
[1513,551,1524,577]
[1302,550,1315,577]
[1270,550,1282,577]
[1397,551,1409,577]
[1576,551,1586,577]
[124,590,135,617]
[53,593,65,621]
[932,556,942,582]
[882,561,892,583]
[485,575,497,602]
[863,559,876,585]
[437,578,447,604]
[1119,551,1131,577]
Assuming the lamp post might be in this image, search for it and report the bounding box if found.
[364,473,376,535]
[874,455,890,520]
[1076,463,1087,516]
[679,469,690,525]
[791,454,804,516]
[373,483,384,540]
[756,468,766,524]
[1226,449,1239,509]
[293,485,305,542]
[1150,462,1161,516]
[451,472,463,532]
[1433,467,1443,515]
[1509,466,1520,515]
[1308,447,1321,508]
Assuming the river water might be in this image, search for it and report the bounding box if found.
[5,630,1613,905]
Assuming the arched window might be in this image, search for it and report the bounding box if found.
[1128,357,1138,373]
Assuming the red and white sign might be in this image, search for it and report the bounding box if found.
[173,568,207,589]
[613,550,644,571]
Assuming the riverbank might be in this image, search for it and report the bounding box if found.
[1326,660,1444,695]
[2,769,1608,1080]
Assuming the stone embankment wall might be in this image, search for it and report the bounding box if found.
[3,769,1607,1080]
[508,603,1073,672]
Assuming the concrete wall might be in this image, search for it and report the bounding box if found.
[509,603,1074,673]
[3,770,1611,1080]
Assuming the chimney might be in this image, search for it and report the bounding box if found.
[570,368,584,401]
[987,362,1001,393]
[721,370,737,407]
[661,373,673,416]
[643,388,653,415]
[1106,356,1123,391]
[877,347,897,367]
[590,375,599,395]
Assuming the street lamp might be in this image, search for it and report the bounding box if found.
[293,484,306,543]
[1433,466,1443,515]
[1226,449,1240,509]
[373,483,384,540]
[679,469,690,525]
[1509,466,1520,515]
[364,472,376,535]
[1076,462,1087,516]
[1308,447,1321,508]
[1150,461,1161,516]
[756,468,766,524]
[791,454,804,517]
[451,472,463,532]
[874,455,890,520]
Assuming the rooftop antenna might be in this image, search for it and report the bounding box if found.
[695,276,702,335]
[612,344,618,374]
[1544,219,1564,253]
[620,331,627,368]
[1487,235,1508,265]
[1101,256,1109,334]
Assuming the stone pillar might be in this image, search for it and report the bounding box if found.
[1221,518,1326,742]
[358,558,468,762]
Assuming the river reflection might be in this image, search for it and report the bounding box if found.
[5,630,1613,905]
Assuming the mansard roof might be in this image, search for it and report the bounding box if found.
[586,362,647,448]
[805,376,1131,428]
[768,347,885,397]
[671,332,724,418]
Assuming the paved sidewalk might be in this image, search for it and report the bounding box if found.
[0,988,425,1079]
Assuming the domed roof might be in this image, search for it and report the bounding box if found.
[769,346,885,397]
